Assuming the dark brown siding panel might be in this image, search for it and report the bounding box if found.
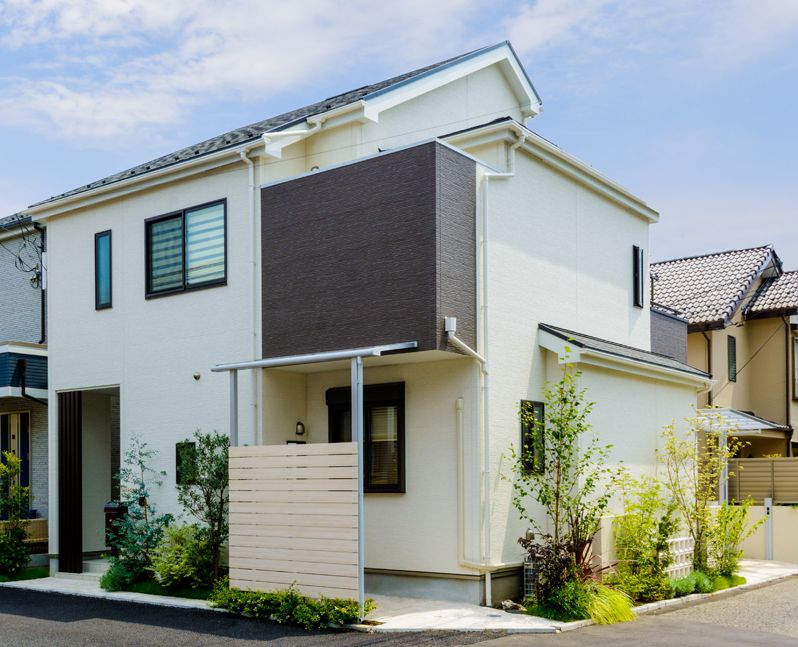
[261,141,476,358]
[437,144,477,350]
[58,391,82,573]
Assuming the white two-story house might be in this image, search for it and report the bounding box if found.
[19,41,710,604]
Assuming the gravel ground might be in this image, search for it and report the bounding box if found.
[662,577,798,639]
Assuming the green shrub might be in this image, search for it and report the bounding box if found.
[209,579,375,630]
[100,560,135,592]
[547,580,591,621]
[150,524,213,589]
[706,500,761,577]
[605,570,674,604]
[587,584,635,624]
[694,570,713,593]
[671,573,696,597]
[0,526,30,577]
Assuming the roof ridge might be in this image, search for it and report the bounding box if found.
[652,244,773,266]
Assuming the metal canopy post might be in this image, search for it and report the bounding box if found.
[350,355,365,620]
[229,370,239,447]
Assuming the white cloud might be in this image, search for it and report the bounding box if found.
[0,0,477,143]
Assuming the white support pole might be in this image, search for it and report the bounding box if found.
[351,356,365,620]
[229,370,239,448]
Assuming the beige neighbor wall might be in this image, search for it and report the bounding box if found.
[475,146,701,566]
[260,357,481,576]
[740,505,798,563]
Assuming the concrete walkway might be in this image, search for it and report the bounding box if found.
[1,559,795,633]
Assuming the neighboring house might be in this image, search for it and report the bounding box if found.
[0,213,48,526]
[22,41,709,603]
[652,245,798,456]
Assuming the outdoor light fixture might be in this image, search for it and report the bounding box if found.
[193,372,201,381]
[295,421,306,436]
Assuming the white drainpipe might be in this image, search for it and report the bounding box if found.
[468,131,526,607]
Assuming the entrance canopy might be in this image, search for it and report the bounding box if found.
[698,407,791,439]
[211,340,417,619]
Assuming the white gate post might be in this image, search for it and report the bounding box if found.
[764,496,774,560]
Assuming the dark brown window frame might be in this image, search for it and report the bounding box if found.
[326,382,406,493]
[144,198,227,299]
[520,400,545,474]
[94,230,112,310]
[633,245,645,308]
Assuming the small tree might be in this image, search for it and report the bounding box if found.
[176,429,229,583]
[0,452,31,576]
[104,436,172,588]
[659,413,744,572]
[509,363,626,587]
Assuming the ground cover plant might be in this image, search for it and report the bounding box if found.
[0,565,48,583]
[210,580,375,630]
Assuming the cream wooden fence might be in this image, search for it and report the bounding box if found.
[0,518,47,543]
[728,458,798,504]
[228,442,359,599]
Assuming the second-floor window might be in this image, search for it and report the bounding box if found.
[633,245,645,308]
[145,199,226,297]
[728,335,737,382]
[521,400,545,474]
[95,230,112,309]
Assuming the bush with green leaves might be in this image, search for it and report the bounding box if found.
[102,436,172,591]
[150,524,213,589]
[609,475,678,603]
[209,579,375,630]
[176,430,229,584]
[0,451,31,577]
[706,499,760,576]
[671,570,714,597]
[509,364,626,598]
[526,580,634,624]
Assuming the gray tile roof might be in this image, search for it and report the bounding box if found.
[746,270,798,318]
[651,246,777,329]
[0,212,30,230]
[539,323,709,378]
[30,41,525,209]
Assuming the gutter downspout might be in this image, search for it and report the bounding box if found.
[702,331,713,406]
[461,131,525,608]
[18,359,47,406]
[239,147,260,445]
[33,223,46,345]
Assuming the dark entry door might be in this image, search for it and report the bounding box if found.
[58,391,82,573]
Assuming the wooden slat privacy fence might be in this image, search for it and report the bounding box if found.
[729,458,798,504]
[228,442,359,599]
[0,518,47,544]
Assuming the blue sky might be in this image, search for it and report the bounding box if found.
[1,0,797,264]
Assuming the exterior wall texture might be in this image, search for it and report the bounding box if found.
[261,142,476,358]
[650,310,688,363]
[0,231,43,344]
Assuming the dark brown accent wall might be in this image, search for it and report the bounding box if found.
[261,141,476,358]
[58,391,83,573]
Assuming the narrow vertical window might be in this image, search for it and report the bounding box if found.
[728,335,737,383]
[175,441,197,485]
[520,400,545,474]
[633,245,644,308]
[794,337,798,399]
[95,230,112,309]
[185,202,226,286]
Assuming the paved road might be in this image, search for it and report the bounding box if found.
[3,578,798,646]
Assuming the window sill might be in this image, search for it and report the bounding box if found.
[145,279,227,300]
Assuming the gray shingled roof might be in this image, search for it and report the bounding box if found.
[0,212,30,230]
[539,323,709,378]
[28,41,527,209]
[651,246,777,329]
[746,271,798,318]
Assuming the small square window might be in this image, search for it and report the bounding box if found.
[521,400,545,474]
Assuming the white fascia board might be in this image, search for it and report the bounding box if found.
[0,386,48,399]
[0,342,48,356]
[27,141,261,221]
[361,43,541,123]
[444,121,659,223]
[538,328,714,391]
